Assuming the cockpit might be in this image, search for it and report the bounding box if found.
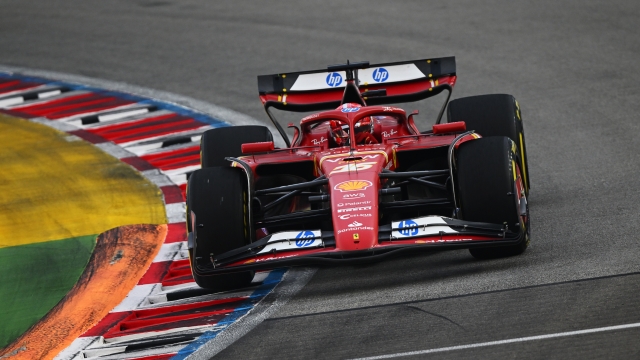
[302,113,406,148]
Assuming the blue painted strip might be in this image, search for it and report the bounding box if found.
[0,73,229,128]
[171,268,288,359]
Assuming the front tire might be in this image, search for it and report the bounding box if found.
[456,137,529,259]
[448,94,530,196]
[186,167,254,290]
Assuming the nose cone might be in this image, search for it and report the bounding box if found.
[331,177,378,250]
[321,151,388,250]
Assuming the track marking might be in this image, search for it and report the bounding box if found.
[348,322,640,360]
[0,64,285,147]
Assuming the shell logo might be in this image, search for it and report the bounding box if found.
[334,180,373,192]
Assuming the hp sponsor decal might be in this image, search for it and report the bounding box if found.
[398,220,419,236]
[372,68,389,83]
[341,107,360,113]
[295,230,316,247]
[326,72,343,87]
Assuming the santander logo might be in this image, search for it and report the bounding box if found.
[348,221,363,227]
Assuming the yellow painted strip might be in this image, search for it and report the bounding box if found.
[0,224,168,360]
[0,114,167,248]
[519,132,529,191]
[512,159,517,181]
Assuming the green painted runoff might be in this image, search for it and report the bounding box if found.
[0,235,96,348]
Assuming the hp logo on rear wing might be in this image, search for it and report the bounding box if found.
[326,72,343,87]
[372,68,389,83]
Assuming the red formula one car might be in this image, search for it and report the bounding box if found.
[186,57,531,289]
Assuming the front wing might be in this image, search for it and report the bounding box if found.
[190,216,526,276]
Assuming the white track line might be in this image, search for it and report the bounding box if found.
[348,322,640,360]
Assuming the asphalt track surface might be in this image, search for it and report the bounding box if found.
[2,1,640,359]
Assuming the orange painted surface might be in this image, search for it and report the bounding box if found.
[0,224,168,360]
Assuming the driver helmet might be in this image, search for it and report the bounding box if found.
[339,103,362,111]
[329,120,350,147]
[328,103,362,147]
[354,116,375,144]
[339,104,376,145]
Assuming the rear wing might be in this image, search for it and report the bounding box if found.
[258,57,456,112]
[257,57,456,147]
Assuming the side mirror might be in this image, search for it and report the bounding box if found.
[407,110,420,134]
[432,121,466,134]
[288,123,300,147]
[241,141,274,154]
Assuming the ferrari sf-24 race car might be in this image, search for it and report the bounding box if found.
[186,57,531,289]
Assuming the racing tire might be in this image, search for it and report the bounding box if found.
[456,137,528,259]
[186,166,254,290]
[447,94,530,195]
[201,126,273,167]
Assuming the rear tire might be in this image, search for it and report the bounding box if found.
[448,94,530,195]
[201,126,273,167]
[186,167,254,290]
[456,137,528,259]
